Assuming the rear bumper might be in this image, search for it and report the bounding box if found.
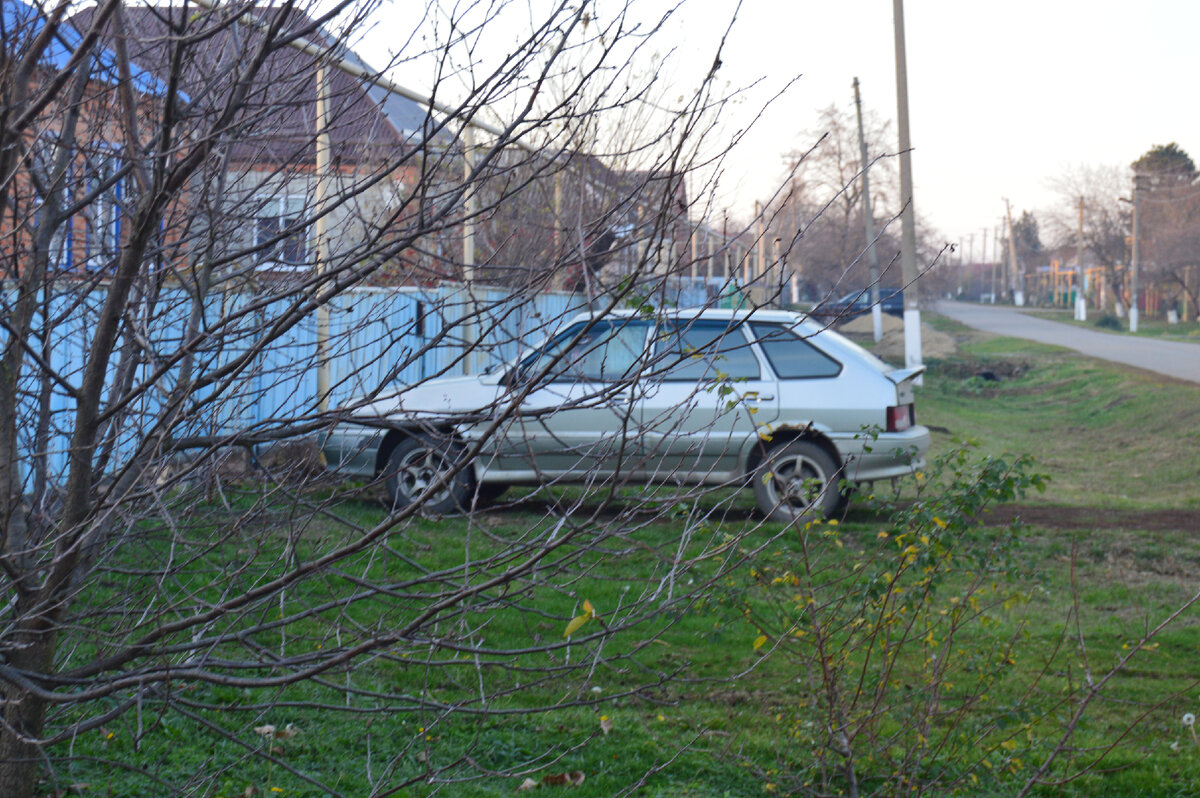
[831,425,930,483]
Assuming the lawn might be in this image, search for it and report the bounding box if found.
[47,315,1200,797]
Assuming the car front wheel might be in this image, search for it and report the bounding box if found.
[383,434,472,514]
[752,439,843,524]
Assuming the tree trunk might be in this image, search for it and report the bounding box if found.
[0,640,54,798]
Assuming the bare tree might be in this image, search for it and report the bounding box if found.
[1047,164,1132,313]
[0,1,765,794]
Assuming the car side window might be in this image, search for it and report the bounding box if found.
[653,320,760,381]
[748,322,842,379]
[517,320,649,383]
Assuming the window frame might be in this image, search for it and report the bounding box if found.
[254,194,309,266]
[512,319,653,385]
[651,319,762,382]
[82,147,122,269]
[747,322,843,380]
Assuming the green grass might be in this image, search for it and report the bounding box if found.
[42,316,1200,797]
[920,314,1200,508]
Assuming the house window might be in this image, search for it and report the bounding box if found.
[84,151,122,267]
[255,195,308,265]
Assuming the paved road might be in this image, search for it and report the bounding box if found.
[935,300,1200,384]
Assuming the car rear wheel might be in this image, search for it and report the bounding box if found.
[753,440,843,523]
[384,434,472,514]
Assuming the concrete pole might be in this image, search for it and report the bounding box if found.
[691,220,700,281]
[747,200,761,300]
[853,77,883,342]
[1075,195,1087,320]
[1131,174,1142,332]
[892,0,921,375]
[462,125,478,373]
[1005,199,1023,306]
[966,233,973,298]
[990,226,998,303]
[315,61,331,412]
[706,227,715,283]
[551,170,563,291]
[757,205,766,299]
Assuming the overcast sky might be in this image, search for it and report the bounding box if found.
[666,0,1200,253]
[368,1,1200,256]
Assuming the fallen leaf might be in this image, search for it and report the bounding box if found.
[599,716,613,735]
[541,771,586,787]
[275,723,301,739]
[253,725,276,737]
[515,777,539,792]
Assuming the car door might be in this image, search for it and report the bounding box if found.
[492,318,651,477]
[637,318,779,478]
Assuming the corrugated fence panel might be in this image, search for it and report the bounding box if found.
[7,284,585,478]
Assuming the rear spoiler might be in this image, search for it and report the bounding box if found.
[886,366,926,386]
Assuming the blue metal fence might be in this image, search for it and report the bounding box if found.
[5,275,739,483]
[4,283,591,482]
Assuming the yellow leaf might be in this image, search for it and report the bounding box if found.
[582,599,595,616]
[753,634,768,651]
[563,613,591,639]
[932,516,947,529]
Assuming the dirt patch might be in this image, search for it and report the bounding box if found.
[874,323,958,359]
[837,313,905,336]
[981,503,1200,533]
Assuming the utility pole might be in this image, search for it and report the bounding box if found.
[853,76,883,341]
[314,61,331,411]
[461,125,479,372]
[1005,198,1023,306]
[892,0,921,377]
[966,233,973,297]
[1131,174,1144,332]
[1075,195,1087,320]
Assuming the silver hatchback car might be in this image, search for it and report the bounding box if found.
[322,308,929,522]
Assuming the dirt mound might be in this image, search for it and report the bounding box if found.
[874,323,957,359]
[838,313,904,335]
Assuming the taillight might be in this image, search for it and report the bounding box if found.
[887,404,913,432]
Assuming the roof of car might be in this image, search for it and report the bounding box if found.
[574,307,808,323]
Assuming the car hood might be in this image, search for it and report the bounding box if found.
[356,375,505,419]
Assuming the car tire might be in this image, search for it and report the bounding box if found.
[383,434,472,514]
[752,439,843,524]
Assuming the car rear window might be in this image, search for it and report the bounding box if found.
[748,322,842,379]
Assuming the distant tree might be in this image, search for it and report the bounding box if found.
[1131,142,1196,183]
[1012,210,1041,255]
[765,104,901,303]
[1131,145,1200,317]
[1047,165,1133,312]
